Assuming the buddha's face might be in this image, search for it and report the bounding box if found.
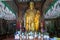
[30,2,34,9]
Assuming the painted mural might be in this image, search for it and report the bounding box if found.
[44,0,60,19]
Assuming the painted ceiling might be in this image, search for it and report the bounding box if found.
[0,1,16,20]
[44,0,60,19]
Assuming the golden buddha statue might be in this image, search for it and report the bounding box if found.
[24,2,41,32]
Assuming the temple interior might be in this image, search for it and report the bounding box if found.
[0,0,60,40]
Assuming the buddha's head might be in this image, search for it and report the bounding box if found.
[30,2,34,9]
